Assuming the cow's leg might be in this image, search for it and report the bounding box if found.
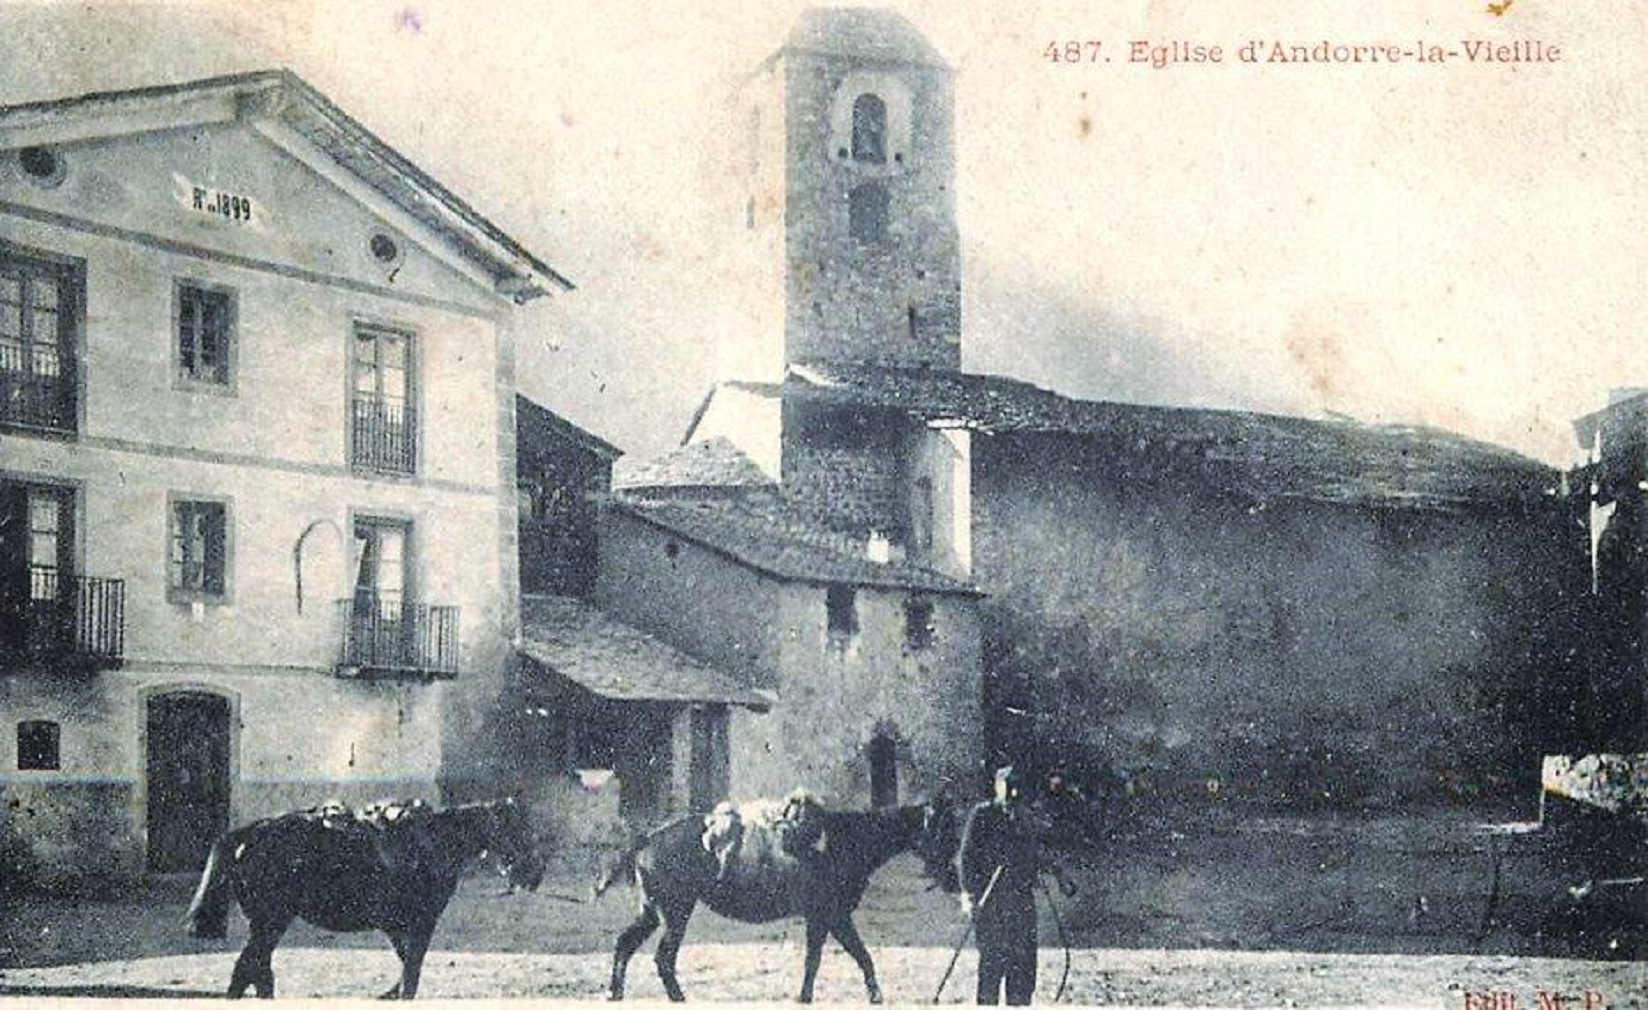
[797,915,828,1004]
[609,903,661,1000]
[830,914,883,1004]
[653,900,695,1003]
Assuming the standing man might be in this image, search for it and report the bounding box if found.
[957,765,1076,1005]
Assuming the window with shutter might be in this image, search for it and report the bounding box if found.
[168,498,230,602]
[0,248,79,432]
[176,282,235,387]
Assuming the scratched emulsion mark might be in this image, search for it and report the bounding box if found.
[1283,317,1349,401]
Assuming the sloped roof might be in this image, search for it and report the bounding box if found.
[788,361,1560,512]
[780,8,950,69]
[1573,390,1648,448]
[517,395,623,461]
[519,595,768,708]
[613,436,773,492]
[0,70,572,301]
[612,492,979,596]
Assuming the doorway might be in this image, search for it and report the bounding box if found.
[869,734,898,808]
[145,691,231,873]
[688,706,730,814]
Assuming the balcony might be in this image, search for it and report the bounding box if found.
[1,570,125,671]
[351,394,416,475]
[336,594,459,679]
[0,347,74,433]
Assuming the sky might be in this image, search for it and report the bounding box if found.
[1,0,1642,464]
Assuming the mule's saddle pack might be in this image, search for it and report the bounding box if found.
[701,790,828,880]
[297,798,437,874]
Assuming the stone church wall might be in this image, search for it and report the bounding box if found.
[780,51,961,371]
[971,432,1585,811]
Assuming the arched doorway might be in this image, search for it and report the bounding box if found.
[868,734,898,809]
[145,691,231,873]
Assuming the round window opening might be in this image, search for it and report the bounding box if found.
[369,233,402,266]
[18,146,65,187]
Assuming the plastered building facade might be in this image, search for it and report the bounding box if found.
[0,72,568,883]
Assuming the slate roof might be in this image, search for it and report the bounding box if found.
[517,395,623,461]
[519,595,768,709]
[787,361,1560,512]
[612,492,980,596]
[780,8,950,69]
[613,437,773,492]
[0,70,572,300]
[1573,390,1648,448]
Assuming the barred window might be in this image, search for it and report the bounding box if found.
[351,325,416,474]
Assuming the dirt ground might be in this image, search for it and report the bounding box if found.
[2,838,1641,1007]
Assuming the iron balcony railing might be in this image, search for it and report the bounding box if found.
[0,345,74,432]
[351,394,416,474]
[336,594,459,678]
[1,569,125,667]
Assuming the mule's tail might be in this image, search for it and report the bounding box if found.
[591,836,642,899]
[184,834,235,938]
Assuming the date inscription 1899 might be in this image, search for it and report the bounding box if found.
[190,185,255,224]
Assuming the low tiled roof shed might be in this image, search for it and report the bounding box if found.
[518,595,769,710]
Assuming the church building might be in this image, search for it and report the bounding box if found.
[674,8,1587,810]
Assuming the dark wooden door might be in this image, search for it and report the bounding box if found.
[146,692,231,873]
[869,735,898,808]
[688,706,730,814]
[0,483,28,651]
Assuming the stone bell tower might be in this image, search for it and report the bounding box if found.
[740,8,961,375]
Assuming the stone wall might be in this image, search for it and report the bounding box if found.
[598,508,984,808]
[972,432,1585,810]
[780,401,914,540]
[596,509,782,687]
[780,50,961,370]
[752,581,983,804]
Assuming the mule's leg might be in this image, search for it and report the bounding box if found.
[380,932,407,999]
[829,915,883,1004]
[797,916,829,1004]
[653,902,696,1003]
[228,917,290,999]
[609,903,661,1001]
[395,926,434,999]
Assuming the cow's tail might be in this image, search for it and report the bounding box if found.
[591,835,643,899]
[184,834,235,938]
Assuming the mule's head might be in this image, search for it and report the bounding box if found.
[914,797,961,893]
[486,797,545,892]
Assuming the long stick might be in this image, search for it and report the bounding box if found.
[1036,877,1072,1003]
[931,864,1005,1004]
